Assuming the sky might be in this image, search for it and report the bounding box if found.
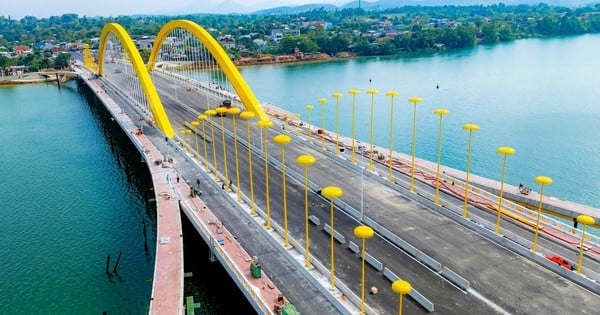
[1,0,355,19]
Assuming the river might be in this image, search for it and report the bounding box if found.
[237,33,600,210]
[0,81,251,314]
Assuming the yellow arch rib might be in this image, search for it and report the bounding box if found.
[147,19,269,121]
[97,23,175,138]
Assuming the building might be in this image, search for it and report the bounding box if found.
[14,45,32,56]
[270,29,300,43]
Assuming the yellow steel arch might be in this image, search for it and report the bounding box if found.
[97,23,175,138]
[147,19,269,121]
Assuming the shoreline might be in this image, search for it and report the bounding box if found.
[233,52,355,67]
[0,71,76,86]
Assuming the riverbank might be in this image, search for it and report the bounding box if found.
[0,71,76,85]
[233,52,355,67]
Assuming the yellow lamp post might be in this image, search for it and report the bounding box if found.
[407,97,423,192]
[296,154,316,267]
[198,115,209,172]
[295,113,301,137]
[216,107,230,190]
[321,186,343,289]
[257,119,273,229]
[191,121,200,162]
[240,111,257,215]
[332,92,343,156]
[228,107,242,201]
[284,114,289,132]
[462,124,480,218]
[576,215,595,275]
[205,109,219,180]
[495,146,516,235]
[274,135,292,247]
[532,175,553,253]
[391,280,412,315]
[179,130,186,153]
[386,91,399,182]
[318,98,327,150]
[305,105,314,143]
[366,89,378,172]
[348,89,360,164]
[433,108,449,205]
[186,129,192,152]
[354,225,374,315]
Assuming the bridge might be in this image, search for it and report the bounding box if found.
[75,20,600,314]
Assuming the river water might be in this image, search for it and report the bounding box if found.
[0,82,155,313]
[238,33,600,210]
[0,81,250,314]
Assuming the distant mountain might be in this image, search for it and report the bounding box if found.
[344,0,592,9]
[253,0,593,16]
[159,0,594,17]
[253,4,338,15]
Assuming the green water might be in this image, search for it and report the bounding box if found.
[0,82,155,313]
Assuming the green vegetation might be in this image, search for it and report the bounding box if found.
[1,3,600,70]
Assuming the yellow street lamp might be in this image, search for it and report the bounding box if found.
[391,280,412,315]
[386,91,399,182]
[433,108,449,205]
[354,225,374,315]
[295,113,301,137]
[366,89,378,172]
[197,115,209,172]
[532,175,552,253]
[216,107,230,190]
[240,111,257,215]
[305,105,314,143]
[321,186,343,289]
[318,98,327,150]
[179,130,186,153]
[495,146,516,235]
[407,97,423,192]
[348,89,360,164]
[257,119,273,229]
[186,129,192,153]
[228,107,242,201]
[576,215,595,275]
[462,124,480,218]
[332,92,343,156]
[191,121,200,162]
[296,154,316,267]
[204,109,219,180]
[274,135,292,247]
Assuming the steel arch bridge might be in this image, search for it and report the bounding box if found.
[91,19,268,138]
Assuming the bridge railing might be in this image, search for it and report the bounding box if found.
[408,161,600,248]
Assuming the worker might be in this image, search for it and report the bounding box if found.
[250,256,261,278]
[274,293,286,314]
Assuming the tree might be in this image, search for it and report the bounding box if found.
[0,55,12,75]
[560,15,586,35]
[54,52,72,69]
[481,22,499,44]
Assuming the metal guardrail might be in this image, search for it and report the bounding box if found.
[410,161,600,248]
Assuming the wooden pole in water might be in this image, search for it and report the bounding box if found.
[105,255,111,274]
[113,251,122,273]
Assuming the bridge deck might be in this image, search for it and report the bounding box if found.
[77,62,600,314]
